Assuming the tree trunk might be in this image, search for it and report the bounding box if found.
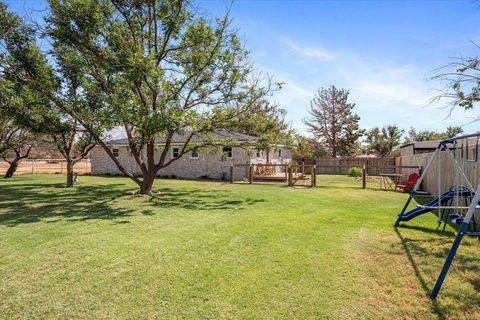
[66,160,74,188]
[4,159,19,178]
[138,171,156,195]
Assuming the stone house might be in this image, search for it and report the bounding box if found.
[90,130,292,180]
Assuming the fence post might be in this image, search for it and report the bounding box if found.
[362,165,366,189]
[230,165,234,184]
[60,161,63,174]
[311,165,316,187]
[418,165,423,190]
[249,164,253,184]
[31,160,35,174]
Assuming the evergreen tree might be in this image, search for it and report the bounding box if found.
[303,85,364,157]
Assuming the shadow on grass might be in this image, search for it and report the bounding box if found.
[397,224,456,238]
[0,180,265,227]
[315,185,394,192]
[395,228,480,319]
[0,182,133,227]
[147,187,265,211]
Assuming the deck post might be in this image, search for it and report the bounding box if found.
[230,165,234,184]
[362,165,366,189]
[288,165,293,186]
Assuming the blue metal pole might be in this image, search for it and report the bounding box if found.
[430,222,468,299]
[394,192,414,227]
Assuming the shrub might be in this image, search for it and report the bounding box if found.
[346,167,363,177]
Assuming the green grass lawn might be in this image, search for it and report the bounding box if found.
[1,174,479,319]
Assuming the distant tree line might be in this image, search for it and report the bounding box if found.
[293,85,466,160]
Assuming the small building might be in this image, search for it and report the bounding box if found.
[90,130,292,180]
[400,141,442,157]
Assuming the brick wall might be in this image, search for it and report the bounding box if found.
[90,145,292,180]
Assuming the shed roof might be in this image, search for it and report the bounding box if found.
[400,141,441,149]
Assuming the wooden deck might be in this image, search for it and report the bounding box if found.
[254,173,304,181]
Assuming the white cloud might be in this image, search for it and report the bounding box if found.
[342,62,476,132]
[254,36,479,135]
[279,38,335,61]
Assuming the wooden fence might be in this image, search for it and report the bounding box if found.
[0,159,91,176]
[397,150,480,195]
[315,158,396,175]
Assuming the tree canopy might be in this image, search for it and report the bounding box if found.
[364,125,404,158]
[432,51,480,115]
[304,85,363,157]
[405,126,464,143]
[292,134,326,162]
[1,0,280,194]
[0,1,97,186]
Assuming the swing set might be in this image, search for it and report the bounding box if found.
[394,133,480,299]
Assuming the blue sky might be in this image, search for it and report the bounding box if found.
[199,0,480,136]
[5,0,480,136]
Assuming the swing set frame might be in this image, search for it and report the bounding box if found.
[394,132,480,299]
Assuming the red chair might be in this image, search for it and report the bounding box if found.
[395,173,419,193]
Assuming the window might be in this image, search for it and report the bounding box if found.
[256,151,262,158]
[223,146,233,159]
[190,149,199,159]
[172,147,179,158]
[278,149,282,158]
[112,148,119,158]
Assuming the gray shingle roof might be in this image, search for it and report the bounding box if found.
[107,130,258,145]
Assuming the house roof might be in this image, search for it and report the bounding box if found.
[107,130,258,146]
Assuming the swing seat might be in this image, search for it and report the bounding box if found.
[449,214,464,225]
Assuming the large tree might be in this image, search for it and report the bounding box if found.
[304,85,363,157]
[0,114,36,178]
[49,124,96,187]
[0,5,96,187]
[1,129,34,178]
[0,97,35,178]
[364,125,404,158]
[1,1,277,194]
